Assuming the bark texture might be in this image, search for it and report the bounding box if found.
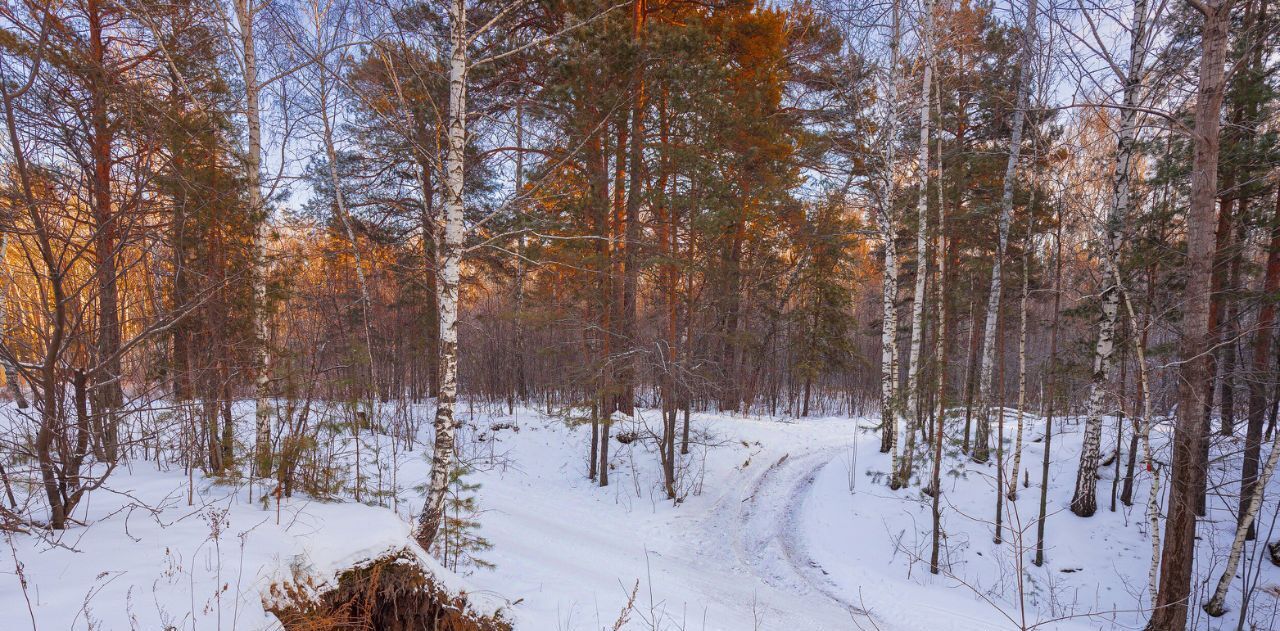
[975,0,1036,463]
[1147,3,1231,628]
[899,0,932,488]
[879,0,902,459]
[1070,0,1147,517]
[417,0,467,549]
[235,0,274,479]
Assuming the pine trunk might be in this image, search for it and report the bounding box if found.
[1147,3,1231,628]
[88,0,123,463]
[1241,189,1280,541]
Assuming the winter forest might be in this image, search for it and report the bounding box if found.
[0,0,1279,628]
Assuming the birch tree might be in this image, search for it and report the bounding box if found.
[1070,0,1149,518]
[232,0,274,478]
[929,84,946,573]
[1120,282,1161,607]
[416,0,469,548]
[412,0,619,547]
[1008,245,1030,500]
[974,0,1037,463]
[1203,421,1280,615]
[880,0,903,461]
[896,0,933,489]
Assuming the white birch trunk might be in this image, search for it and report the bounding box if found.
[932,78,946,431]
[880,0,902,463]
[1009,249,1029,499]
[235,0,273,478]
[1120,283,1160,606]
[1070,0,1147,518]
[975,0,1036,463]
[898,0,933,488]
[929,89,947,573]
[1203,411,1280,615]
[417,0,467,548]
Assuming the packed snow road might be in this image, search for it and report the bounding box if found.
[9,404,1270,630]
[461,411,875,630]
[466,408,1156,630]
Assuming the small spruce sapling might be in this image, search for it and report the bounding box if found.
[433,465,493,574]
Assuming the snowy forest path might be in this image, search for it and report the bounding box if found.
[741,447,872,615]
[688,431,878,629]
[692,417,1034,631]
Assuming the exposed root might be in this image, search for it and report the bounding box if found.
[267,552,511,631]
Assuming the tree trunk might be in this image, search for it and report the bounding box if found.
[1009,247,1030,501]
[879,0,902,458]
[1111,344,1127,512]
[1120,347,1140,507]
[1241,188,1280,543]
[962,293,981,454]
[1120,283,1161,608]
[620,0,646,421]
[898,0,932,488]
[1147,3,1231,628]
[319,55,377,407]
[236,0,274,479]
[1195,185,1236,516]
[589,400,599,480]
[994,319,1006,544]
[88,0,123,464]
[599,398,612,487]
[1070,0,1146,516]
[416,0,466,549]
[1218,222,1242,437]
[976,0,1035,464]
[1034,202,1063,567]
[1203,398,1280,616]
[511,100,529,405]
[2,55,72,529]
[929,110,947,574]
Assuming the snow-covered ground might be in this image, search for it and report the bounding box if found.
[2,401,1278,630]
[0,439,498,630]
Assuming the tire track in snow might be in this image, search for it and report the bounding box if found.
[730,443,1007,631]
[732,446,874,625]
[771,445,1021,631]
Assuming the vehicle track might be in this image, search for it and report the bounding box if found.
[724,441,1007,631]
[732,447,876,626]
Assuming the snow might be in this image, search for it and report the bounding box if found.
[0,462,491,630]
[2,401,1278,630]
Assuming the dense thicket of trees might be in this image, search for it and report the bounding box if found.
[1,0,1278,626]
